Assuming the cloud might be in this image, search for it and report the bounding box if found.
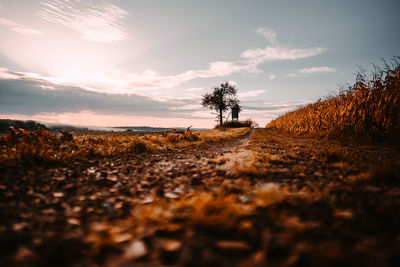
[268,74,276,80]
[240,27,327,69]
[0,68,22,79]
[287,66,336,77]
[0,68,192,118]
[238,90,266,99]
[0,68,64,84]
[37,0,129,43]
[0,18,42,35]
[186,87,206,92]
[255,28,277,44]
[79,60,258,93]
[241,46,327,61]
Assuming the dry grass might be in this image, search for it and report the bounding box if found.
[0,127,251,163]
[268,57,400,143]
[197,127,251,143]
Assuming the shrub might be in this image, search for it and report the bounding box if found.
[165,133,180,144]
[215,119,258,129]
[0,119,48,132]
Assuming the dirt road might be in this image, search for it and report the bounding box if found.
[1,128,399,266]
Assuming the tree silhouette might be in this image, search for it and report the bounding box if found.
[201,82,240,126]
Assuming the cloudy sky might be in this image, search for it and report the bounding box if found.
[0,0,399,128]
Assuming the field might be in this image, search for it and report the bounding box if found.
[268,57,400,144]
[1,123,400,266]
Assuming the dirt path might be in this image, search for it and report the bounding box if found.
[1,128,400,266]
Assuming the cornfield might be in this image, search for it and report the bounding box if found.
[268,57,400,142]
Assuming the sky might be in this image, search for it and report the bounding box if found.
[0,0,399,128]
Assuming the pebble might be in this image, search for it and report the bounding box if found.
[124,240,147,260]
[165,192,179,199]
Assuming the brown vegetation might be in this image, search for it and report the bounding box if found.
[268,57,400,143]
[0,126,251,164]
[215,119,258,129]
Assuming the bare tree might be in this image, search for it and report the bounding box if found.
[201,82,240,126]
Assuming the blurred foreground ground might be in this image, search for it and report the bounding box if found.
[1,128,399,266]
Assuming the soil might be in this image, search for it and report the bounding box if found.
[1,128,399,266]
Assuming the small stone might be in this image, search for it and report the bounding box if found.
[67,218,80,225]
[160,239,182,252]
[53,192,64,198]
[14,247,37,262]
[142,196,154,204]
[334,209,353,219]
[107,175,118,182]
[114,233,132,243]
[238,195,251,203]
[314,171,323,177]
[124,240,147,260]
[165,192,178,199]
[12,222,28,231]
[258,183,279,190]
[173,187,184,194]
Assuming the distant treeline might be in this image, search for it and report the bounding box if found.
[0,119,93,133]
[115,126,171,132]
[0,120,208,133]
[0,119,47,132]
[48,125,90,132]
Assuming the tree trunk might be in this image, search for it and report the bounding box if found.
[219,109,223,127]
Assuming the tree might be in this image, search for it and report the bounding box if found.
[201,82,240,126]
